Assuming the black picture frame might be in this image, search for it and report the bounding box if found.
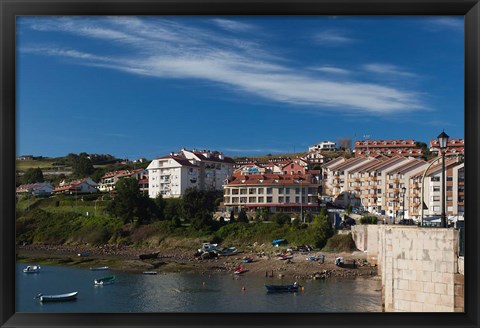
[1,1,479,327]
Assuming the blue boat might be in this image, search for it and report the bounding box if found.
[272,239,288,246]
[265,282,302,293]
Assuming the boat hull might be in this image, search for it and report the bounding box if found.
[39,292,78,302]
[265,285,299,293]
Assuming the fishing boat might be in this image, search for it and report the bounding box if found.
[265,282,302,293]
[306,256,319,262]
[36,291,78,302]
[242,257,254,263]
[278,254,293,260]
[89,266,109,271]
[139,252,160,260]
[217,247,238,256]
[23,265,41,273]
[234,266,248,274]
[94,275,116,285]
[142,271,158,275]
[77,251,90,257]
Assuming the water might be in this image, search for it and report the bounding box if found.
[16,263,382,313]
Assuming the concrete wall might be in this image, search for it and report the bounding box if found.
[351,225,464,312]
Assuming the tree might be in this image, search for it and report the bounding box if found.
[308,211,335,249]
[337,137,352,151]
[237,209,248,223]
[271,212,290,225]
[70,153,95,178]
[106,177,159,224]
[21,168,44,184]
[181,188,217,230]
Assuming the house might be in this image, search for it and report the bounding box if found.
[53,178,98,194]
[98,169,148,192]
[16,182,54,196]
[308,141,336,152]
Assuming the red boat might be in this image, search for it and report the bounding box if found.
[234,266,248,274]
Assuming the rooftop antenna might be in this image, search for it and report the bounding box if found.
[363,134,371,154]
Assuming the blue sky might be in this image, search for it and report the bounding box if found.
[16,16,464,159]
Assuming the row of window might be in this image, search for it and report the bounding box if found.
[225,196,308,204]
[226,187,317,195]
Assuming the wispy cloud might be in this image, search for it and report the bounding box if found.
[363,63,417,78]
[212,19,256,32]
[311,66,351,75]
[314,29,356,45]
[425,17,463,32]
[22,17,426,115]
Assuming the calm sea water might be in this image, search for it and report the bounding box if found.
[16,263,382,313]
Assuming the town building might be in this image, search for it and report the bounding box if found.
[308,141,336,152]
[16,182,54,196]
[147,149,235,198]
[53,178,98,194]
[354,139,423,157]
[429,138,464,156]
[223,172,322,215]
[98,169,148,193]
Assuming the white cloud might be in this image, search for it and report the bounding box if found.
[426,17,463,31]
[363,63,417,78]
[311,66,351,75]
[212,19,256,32]
[314,29,355,45]
[22,17,426,116]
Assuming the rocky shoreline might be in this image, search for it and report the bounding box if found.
[16,244,378,280]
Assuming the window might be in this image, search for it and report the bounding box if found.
[295,196,300,203]
[249,197,256,203]
[447,186,453,191]
[431,176,440,182]
[285,188,290,194]
[266,188,273,194]
[285,197,290,204]
[295,188,300,194]
[433,206,440,211]
[258,197,264,203]
[279,188,284,194]
[433,196,440,201]
[258,188,264,194]
[267,197,273,203]
[432,186,440,192]
[279,197,284,203]
[447,176,453,181]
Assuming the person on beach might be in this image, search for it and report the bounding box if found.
[321,255,325,264]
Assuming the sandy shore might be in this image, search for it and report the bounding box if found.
[16,244,378,280]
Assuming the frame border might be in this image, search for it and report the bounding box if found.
[1,1,479,327]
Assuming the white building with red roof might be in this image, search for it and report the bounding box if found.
[98,169,147,192]
[147,148,235,198]
[53,178,98,194]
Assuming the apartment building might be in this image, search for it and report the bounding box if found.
[147,149,235,199]
[223,172,321,214]
[354,139,423,157]
[429,138,464,156]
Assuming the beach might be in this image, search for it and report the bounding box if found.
[16,244,378,280]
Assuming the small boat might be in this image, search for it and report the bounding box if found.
[242,257,254,263]
[218,247,238,256]
[77,252,90,257]
[265,283,302,293]
[306,256,319,262]
[234,266,248,274]
[89,266,109,271]
[142,271,158,275]
[335,257,345,267]
[139,252,160,260]
[94,275,116,285]
[23,265,41,273]
[36,291,78,302]
[278,254,293,260]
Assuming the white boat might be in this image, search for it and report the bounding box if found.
[23,265,41,273]
[94,275,116,285]
[36,291,78,302]
[89,266,109,271]
[142,271,158,275]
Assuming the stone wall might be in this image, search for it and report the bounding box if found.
[351,225,464,312]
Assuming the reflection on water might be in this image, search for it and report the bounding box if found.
[16,263,382,313]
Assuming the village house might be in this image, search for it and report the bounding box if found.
[98,169,148,192]
[16,182,54,196]
[53,178,98,194]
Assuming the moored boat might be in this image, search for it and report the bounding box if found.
[89,266,109,271]
[94,275,116,285]
[139,252,160,260]
[23,265,41,273]
[278,254,293,260]
[265,282,302,293]
[142,271,158,275]
[234,266,248,274]
[36,291,78,302]
[242,257,254,263]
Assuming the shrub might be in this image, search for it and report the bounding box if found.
[322,233,357,252]
[360,216,378,224]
